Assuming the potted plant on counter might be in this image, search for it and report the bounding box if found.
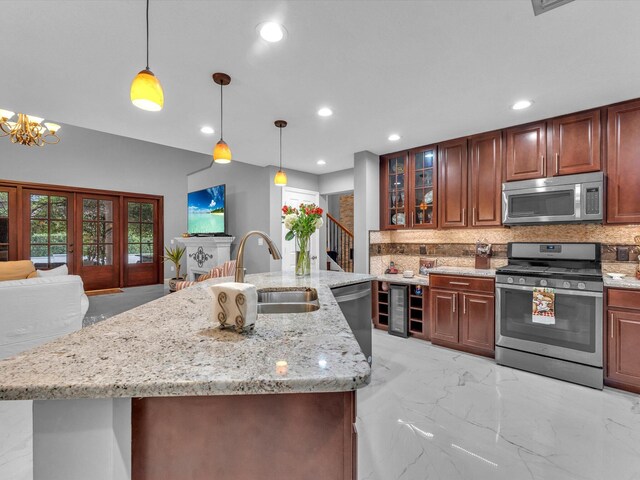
[162,245,186,292]
[282,203,323,276]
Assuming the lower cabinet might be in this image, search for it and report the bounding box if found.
[373,280,429,340]
[606,288,640,394]
[430,274,495,357]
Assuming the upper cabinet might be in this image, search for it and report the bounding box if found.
[380,147,438,230]
[380,152,408,230]
[550,110,601,176]
[505,109,601,182]
[469,131,503,227]
[607,100,640,224]
[438,139,468,228]
[410,146,437,229]
[505,122,547,182]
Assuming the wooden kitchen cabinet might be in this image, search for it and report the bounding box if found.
[606,288,640,394]
[438,138,468,228]
[469,131,503,227]
[606,100,640,224]
[505,110,601,182]
[373,280,429,340]
[460,293,495,352]
[550,110,601,176]
[409,145,438,229]
[431,289,458,343]
[505,121,547,182]
[379,151,409,230]
[429,274,495,357]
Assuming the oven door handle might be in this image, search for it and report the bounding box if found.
[496,283,602,298]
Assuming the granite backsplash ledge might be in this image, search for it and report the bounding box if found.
[369,224,640,276]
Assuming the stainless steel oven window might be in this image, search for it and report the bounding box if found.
[497,285,600,353]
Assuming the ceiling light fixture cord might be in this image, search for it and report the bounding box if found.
[220,82,223,140]
[279,127,282,169]
[146,0,150,70]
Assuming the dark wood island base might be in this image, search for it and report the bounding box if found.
[132,391,357,480]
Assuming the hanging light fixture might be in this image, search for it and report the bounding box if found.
[274,120,288,186]
[212,72,232,164]
[0,110,61,147]
[130,0,164,112]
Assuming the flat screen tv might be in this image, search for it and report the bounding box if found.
[187,184,226,234]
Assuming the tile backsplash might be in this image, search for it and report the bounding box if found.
[369,224,640,276]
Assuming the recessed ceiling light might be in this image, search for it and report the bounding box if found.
[317,160,326,165]
[259,22,285,43]
[200,126,214,134]
[388,134,401,141]
[317,107,333,117]
[512,100,533,110]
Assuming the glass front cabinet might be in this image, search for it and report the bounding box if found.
[380,146,437,230]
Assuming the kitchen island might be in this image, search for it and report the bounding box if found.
[0,271,374,480]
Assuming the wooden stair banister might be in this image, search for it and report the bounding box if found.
[326,213,354,273]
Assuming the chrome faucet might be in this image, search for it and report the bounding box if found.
[235,231,282,283]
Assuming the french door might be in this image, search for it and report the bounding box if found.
[125,198,161,286]
[75,193,121,290]
[4,180,163,289]
[0,187,17,261]
[23,189,74,271]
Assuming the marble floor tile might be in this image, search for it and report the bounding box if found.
[358,330,640,480]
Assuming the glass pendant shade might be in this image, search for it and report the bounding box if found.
[274,169,287,186]
[130,69,164,112]
[213,139,232,164]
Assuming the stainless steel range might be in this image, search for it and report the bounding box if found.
[495,242,603,389]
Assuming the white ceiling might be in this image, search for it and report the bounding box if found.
[2,0,640,174]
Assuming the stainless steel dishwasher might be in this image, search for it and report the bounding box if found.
[331,282,372,365]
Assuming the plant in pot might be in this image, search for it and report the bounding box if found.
[162,245,186,292]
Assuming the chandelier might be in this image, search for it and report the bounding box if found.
[0,110,61,147]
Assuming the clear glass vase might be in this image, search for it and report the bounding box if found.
[295,235,311,277]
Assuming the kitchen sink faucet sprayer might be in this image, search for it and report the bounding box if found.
[235,231,282,283]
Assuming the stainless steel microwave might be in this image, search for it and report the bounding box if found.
[502,172,603,225]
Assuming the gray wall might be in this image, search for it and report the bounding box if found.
[188,162,271,275]
[354,151,379,273]
[319,168,354,195]
[0,124,211,278]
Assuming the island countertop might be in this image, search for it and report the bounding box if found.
[0,271,374,401]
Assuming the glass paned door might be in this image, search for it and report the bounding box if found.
[412,147,437,228]
[0,187,17,261]
[76,194,120,290]
[23,190,73,270]
[125,199,160,286]
[387,155,407,227]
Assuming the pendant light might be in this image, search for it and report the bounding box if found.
[274,120,288,186]
[212,73,232,164]
[130,0,164,111]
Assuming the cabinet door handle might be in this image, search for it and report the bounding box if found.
[452,294,456,313]
[411,212,414,227]
[542,155,546,177]
[472,207,476,225]
[449,281,470,286]
[463,295,466,314]
[610,313,614,339]
[555,153,559,175]
[462,208,466,224]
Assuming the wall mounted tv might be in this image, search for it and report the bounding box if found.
[187,184,226,235]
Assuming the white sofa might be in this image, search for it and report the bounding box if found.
[0,274,88,480]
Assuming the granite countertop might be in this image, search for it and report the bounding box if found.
[376,273,429,286]
[0,271,374,401]
[424,266,496,278]
[603,276,640,290]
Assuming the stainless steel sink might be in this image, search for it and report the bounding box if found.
[256,287,320,314]
[257,302,320,314]
[257,288,318,303]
